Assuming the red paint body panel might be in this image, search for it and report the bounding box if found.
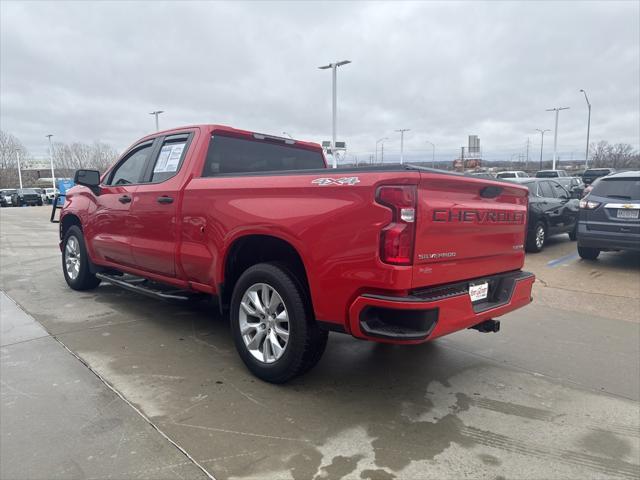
[60,124,534,344]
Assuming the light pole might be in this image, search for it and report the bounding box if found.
[375,137,388,163]
[15,149,23,189]
[546,106,570,170]
[149,110,164,132]
[536,129,551,171]
[580,89,591,169]
[46,134,55,189]
[395,129,410,164]
[282,131,294,139]
[318,60,351,168]
[425,140,435,168]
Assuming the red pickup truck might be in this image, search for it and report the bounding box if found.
[57,124,534,382]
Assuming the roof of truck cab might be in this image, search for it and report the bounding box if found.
[138,124,323,151]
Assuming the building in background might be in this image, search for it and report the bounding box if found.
[453,135,483,171]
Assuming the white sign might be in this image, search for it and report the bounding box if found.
[153,143,185,173]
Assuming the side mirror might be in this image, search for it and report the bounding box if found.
[74,169,101,195]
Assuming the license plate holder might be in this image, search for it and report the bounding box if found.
[617,209,639,219]
[469,282,489,302]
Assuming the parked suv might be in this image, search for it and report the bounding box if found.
[44,188,59,204]
[577,171,640,259]
[1,189,17,207]
[508,178,579,252]
[582,168,616,186]
[11,188,43,206]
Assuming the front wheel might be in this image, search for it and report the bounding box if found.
[230,263,328,383]
[569,223,577,241]
[578,246,600,260]
[62,226,101,290]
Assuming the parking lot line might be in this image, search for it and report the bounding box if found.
[547,251,579,267]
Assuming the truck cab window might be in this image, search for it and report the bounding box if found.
[150,137,189,183]
[203,135,325,176]
[108,145,153,185]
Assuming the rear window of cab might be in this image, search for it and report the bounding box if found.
[202,135,325,176]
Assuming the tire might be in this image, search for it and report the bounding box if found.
[578,246,600,260]
[569,223,577,241]
[230,262,328,383]
[526,221,546,253]
[62,225,101,290]
[37,200,43,206]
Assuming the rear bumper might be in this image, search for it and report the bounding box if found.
[578,233,640,251]
[348,270,535,344]
[578,224,640,251]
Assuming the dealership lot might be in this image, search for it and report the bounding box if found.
[1,207,639,479]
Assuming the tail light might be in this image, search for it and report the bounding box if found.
[376,185,417,265]
[579,198,601,209]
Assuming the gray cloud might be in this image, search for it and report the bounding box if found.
[1,0,638,163]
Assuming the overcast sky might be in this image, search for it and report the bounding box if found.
[1,1,639,163]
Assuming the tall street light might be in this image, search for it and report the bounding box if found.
[425,140,435,168]
[46,134,56,189]
[375,137,388,164]
[395,129,410,164]
[546,106,570,170]
[15,149,23,189]
[318,60,351,169]
[149,110,164,132]
[536,129,551,171]
[580,89,591,169]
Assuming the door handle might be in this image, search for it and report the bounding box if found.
[118,195,131,204]
[157,196,174,204]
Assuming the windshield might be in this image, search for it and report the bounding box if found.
[592,177,640,200]
[536,171,558,178]
[2,190,17,195]
[19,189,37,194]
[497,172,516,178]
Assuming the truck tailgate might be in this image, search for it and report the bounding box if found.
[413,172,528,288]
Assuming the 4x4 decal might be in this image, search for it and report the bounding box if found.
[311,177,360,186]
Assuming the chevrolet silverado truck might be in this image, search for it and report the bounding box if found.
[55,124,534,382]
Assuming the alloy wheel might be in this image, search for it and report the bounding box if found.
[238,283,290,364]
[536,225,545,249]
[65,235,81,280]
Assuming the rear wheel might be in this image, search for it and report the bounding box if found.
[62,226,101,290]
[230,262,328,383]
[526,222,546,253]
[578,246,600,260]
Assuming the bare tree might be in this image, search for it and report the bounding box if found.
[0,131,30,188]
[589,140,639,169]
[1,130,120,188]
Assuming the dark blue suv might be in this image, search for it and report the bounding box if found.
[577,171,640,259]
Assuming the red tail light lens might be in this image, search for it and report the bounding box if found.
[376,185,417,265]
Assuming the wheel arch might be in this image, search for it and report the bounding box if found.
[220,234,312,314]
[60,213,82,239]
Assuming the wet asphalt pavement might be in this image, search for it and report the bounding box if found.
[1,206,639,479]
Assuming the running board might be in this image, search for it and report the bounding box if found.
[96,273,192,301]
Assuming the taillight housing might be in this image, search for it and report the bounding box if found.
[376,185,417,265]
[579,198,601,209]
